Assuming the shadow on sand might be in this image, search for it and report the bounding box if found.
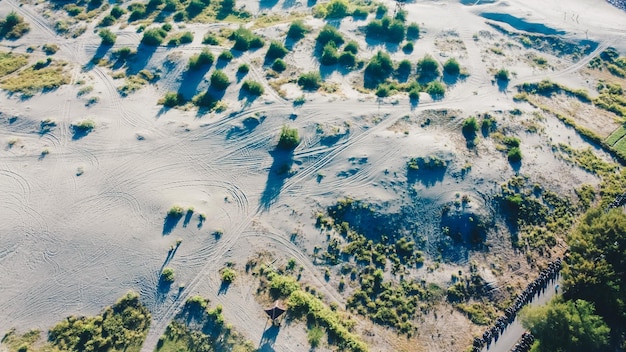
[163,213,183,235]
[259,149,294,210]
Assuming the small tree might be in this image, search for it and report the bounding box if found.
[417,55,440,79]
[443,58,461,76]
[297,72,321,90]
[210,70,230,90]
[316,25,344,47]
[99,29,116,45]
[287,20,309,41]
[507,147,522,162]
[272,58,287,72]
[161,92,183,107]
[406,23,420,40]
[221,268,236,283]
[425,81,445,97]
[161,268,175,283]
[188,48,214,70]
[266,40,288,60]
[241,80,264,96]
[141,28,167,46]
[320,43,339,65]
[278,125,300,150]
[495,68,510,81]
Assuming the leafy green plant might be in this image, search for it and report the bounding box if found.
[218,50,233,61]
[278,125,300,150]
[416,55,440,79]
[230,27,264,51]
[98,29,116,45]
[188,48,214,70]
[141,28,167,46]
[316,25,344,47]
[298,72,322,90]
[221,268,236,283]
[443,58,460,75]
[210,70,230,90]
[161,267,175,283]
[425,81,445,97]
[266,40,288,60]
[241,80,264,96]
[287,20,310,41]
[160,92,184,107]
[272,58,287,72]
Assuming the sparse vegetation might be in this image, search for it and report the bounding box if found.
[230,27,264,51]
[287,20,310,41]
[298,71,322,90]
[210,70,230,90]
[241,80,264,96]
[141,28,168,46]
[188,48,214,70]
[1,60,69,97]
[98,29,116,45]
[0,51,29,77]
[161,267,175,283]
[221,268,236,283]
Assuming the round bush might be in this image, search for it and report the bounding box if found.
[278,125,300,150]
[443,58,461,75]
[141,28,167,46]
[237,64,250,74]
[507,147,522,162]
[272,58,287,72]
[426,81,445,97]
[218,50,233,61]
[210,70,230,90]
[298,72,322,90]
[287,20,309,40]
[495,68,510,81]
[99,29,116,45]
[417,55,440,78]
[241,80,264,96]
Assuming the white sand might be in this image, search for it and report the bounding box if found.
[0,0,624,351]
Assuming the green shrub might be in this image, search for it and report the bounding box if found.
[110,5,125,18]
[161,23,173,32]
[375,85,389,97]
[42,44,59,55]
[210,70,229,90]
[323,0,348,18]
[307,325,324,348]
[507,147,522,162]
[396,59,412,76]
[344,40,358,54]
[168,205,185,217]
[406,22,420,40]
[202,32,219,45]
[237,63,250,74]
[99,15,116,27]
[443,58,460,75]
[179,31,194,44]
[375,4,387,17]
[316,24,344,47]
[272,58,287,72]
[230,27,264,51]
[425,81,445,97]
[278,125,300,150]
[287,20,309,41]
[495,68,509,81]
[98,29,116,45]
[416,55,440,79]
[462,117,479,135]
[320,43,339,65]
[0,11,30,39]
[298,72,322,90]
[161,267,175,283]
[402,41,414,53]
[241,80,264,96]
[365,51,394,83]
[48,292,150,352]
[266,41,288,60]
[114,47,136,59]
[141,28,167,46]
[338,51,356,68]
[365,16,405,43]
[218,50,233,61]
[160,91,184,107]
[409,88,420,101]
[188,49,214,70]
[221,268,236,283]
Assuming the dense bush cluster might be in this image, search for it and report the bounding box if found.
[230,27,264,51]
[142,27,168,46]
[365,16,405,43]
[241,80,264,96]
[188,48,214,70]
[0,11,30,39]
[49,292,151,352]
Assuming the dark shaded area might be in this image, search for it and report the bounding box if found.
[496,77,509,92]
[407,167,446,187]
[177,66,211,101]
[163,213,182,235]
[226,115,264,139]
[327,199,403,241]
[125,43,158,75]
[440,209,488,245]
[607,0,626,11]
[218,281,231,295]
[259,150,294,210]
[71,126,93,140]
[182,209,193,227]
[258,324,280,352]
[480,12,565,35]
[442,72,459,86]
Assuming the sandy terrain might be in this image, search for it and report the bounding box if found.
[1,0,625,351]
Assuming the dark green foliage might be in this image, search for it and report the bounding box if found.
[407,156,446,171]
[271,58,286,72]
[114,47,136,59]
[230,27,264,51]
[365,51,394,83]
[237,64,249,74]
[218,50,233,61]
[343,40,358,54]
[210,70,230,90]
[375,86,389,97]
[185,0,210,18]
[462,117,479,135]
[402,41,414,54]
[161,267,175,283]
[110,5,125,18]
[338,51,356,69]
[408,88,420,101]
[188,49,214,70]
[241,80,264,96]
[396,59,412,77]
[298,72,322,90]
[406,22,420,40]
[0,11,30,40]
[162,23,173,32]
[324,0,349,18]
[365,16,405,43]
[192,91,219,109]
[141,28,167,46]
[278,125,300,150]
[316,25,344,47]
[48,292,150,352]
[416,55,440,79]
[495,68,509,81]
[520,298,610,352]
[563,208,626,324]
[179,31,194,44]
[425,81,445,97]
[507,147,522,162]
[99,15,116,27]
[202,32,219,45]
[394,9,407,22]
[266,40,288,60]
[320,43,339,65]
[443,58,460,75]
[98,29,116,45]
[128,3,147,21]
[287,20,309,41]
[375,4,387,17]
[161,92,184,107]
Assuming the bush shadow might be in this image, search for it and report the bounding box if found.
[259,149,294,210]
[163,213,182,235]
[407,167,446,187]
[125,43,158,75]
